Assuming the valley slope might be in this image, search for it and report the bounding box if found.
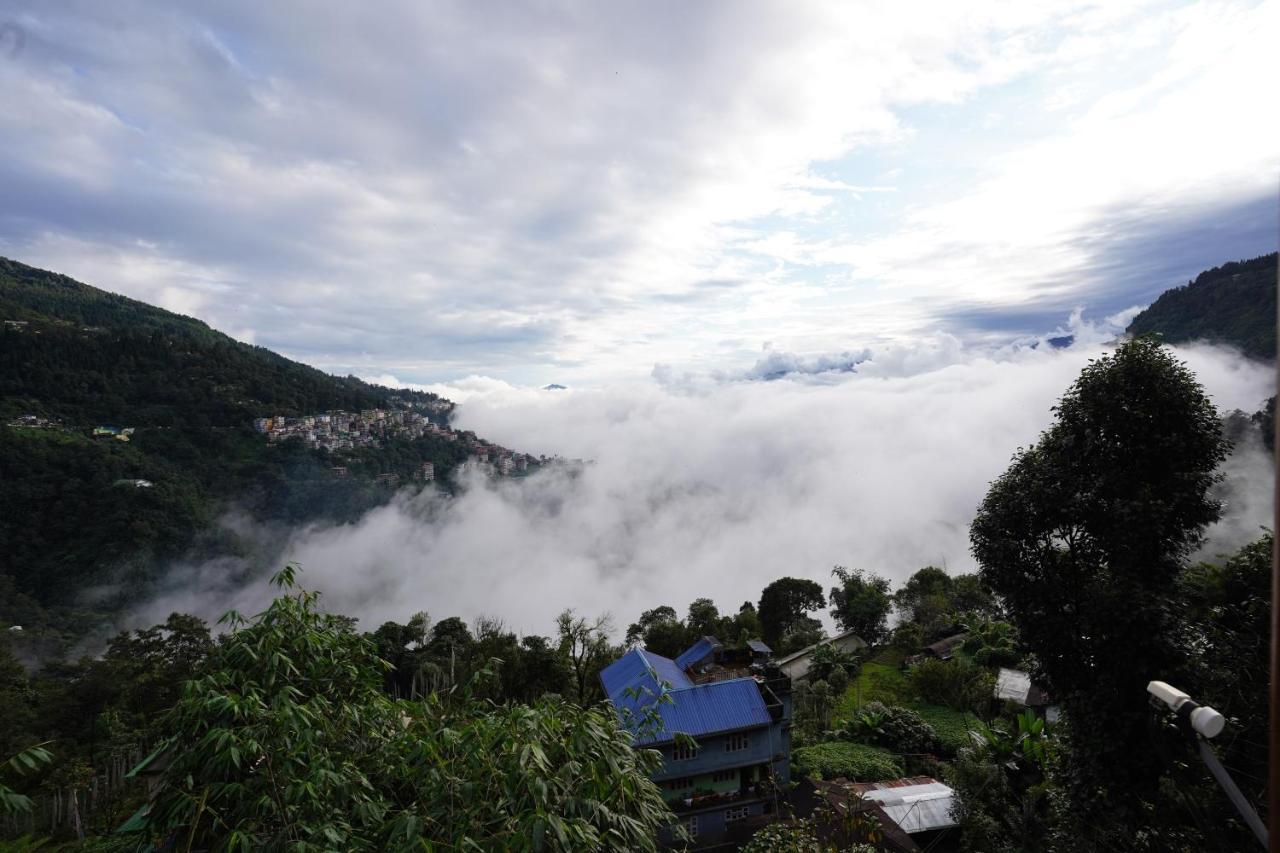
[0,257,511,642]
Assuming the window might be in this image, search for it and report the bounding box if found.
[664,777,694,791]
[725,733,749,752]
[725,805,751,823]
[712,769,736,783]
[672,742,699,761]
[684,817,699,839]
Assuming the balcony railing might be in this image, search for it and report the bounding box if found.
[667,783,770,813]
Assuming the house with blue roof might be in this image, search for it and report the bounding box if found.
[599,637,792,846]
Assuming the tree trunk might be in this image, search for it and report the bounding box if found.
[70,787,83,841]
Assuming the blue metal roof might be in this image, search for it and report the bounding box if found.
[599,649,770,745]
[599,648,692,702]
[674,636,721,670]
[747,639,772,654]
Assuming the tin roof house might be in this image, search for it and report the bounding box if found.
[600,637,792,847]
[772,628,867,683]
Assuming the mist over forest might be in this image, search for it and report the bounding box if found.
[131,329,1274,639]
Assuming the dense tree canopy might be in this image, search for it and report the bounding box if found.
[758,577,826,651]
[971,338,1229,844]
[0,257,476,643]
[1125,252,1276,360]
[827,566,891,645]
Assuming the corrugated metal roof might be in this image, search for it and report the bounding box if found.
[599,649,771,745]
[861,782,957,834]
[747,639,772,654]
[773,628,866,666]
[599,648,692,700]
[994,667,1032,703]
[674,635,721,670]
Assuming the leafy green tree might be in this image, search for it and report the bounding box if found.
[685,597,723,639]
[949,573,999,619]
[959,614,1022,668]
[828,567,891,646]
[555,610,615,704]
[146,568,675,851]
[624,606,688,658]
[729,601,764,647]
[807,642,861,683]
[758,578,825,650]
[1252,396,1274,451]
[950,711,1052,852]
[909,658,992,713]
[970,338,1229,841]
[792,679,836,740]
[891,566,955,640]
[507,634,571,702]
[147,567,401,850]
[778,617,826,656]
[0,742,53,816]
[1178,534,1271,832]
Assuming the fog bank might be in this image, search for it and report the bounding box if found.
[132,339,1274,637]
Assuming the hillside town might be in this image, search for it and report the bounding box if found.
[253,403,447,452]
[252,404,564,479]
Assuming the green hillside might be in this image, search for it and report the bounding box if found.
[0,257,480,637]
[1126,253,1276,360]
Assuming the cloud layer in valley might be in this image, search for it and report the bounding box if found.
[131,338,1275,638]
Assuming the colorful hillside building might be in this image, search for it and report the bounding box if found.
[599,637,791,846]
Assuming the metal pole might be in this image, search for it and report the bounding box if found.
[1199,739,1267,848]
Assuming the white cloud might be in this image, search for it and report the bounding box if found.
[1,1,1273,384]
[131,340,1274,638]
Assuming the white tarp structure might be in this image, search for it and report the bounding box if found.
[994,667,1033,703]
[862,781,957,834]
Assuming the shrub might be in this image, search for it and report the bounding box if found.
[791,742,903,782]
[973,646,1021,668]
[910,658,992,711]
[846,701,939,755]
[827,665,850,696]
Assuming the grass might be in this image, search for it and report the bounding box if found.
[832,648,987,758]
[912,703,983,755]
[834,648,911,721]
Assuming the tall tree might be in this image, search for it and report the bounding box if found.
[624,605,688,658]
[758,577,825,650]
[555,610,614,704]
[970,338,1228,845]
[891,566,955,639]
[685,597,723,638]
[828,566,892,645]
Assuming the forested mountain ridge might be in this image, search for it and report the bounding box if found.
[0,257,484,639]
[0,255,447,427]
[1126,252,1276,360]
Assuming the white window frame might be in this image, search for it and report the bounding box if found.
[672,742,699,761]
[725,733,749,752]
[725,805,751,823]
[685,816,699,839]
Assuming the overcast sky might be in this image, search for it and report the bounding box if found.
[0,1,1276,386]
